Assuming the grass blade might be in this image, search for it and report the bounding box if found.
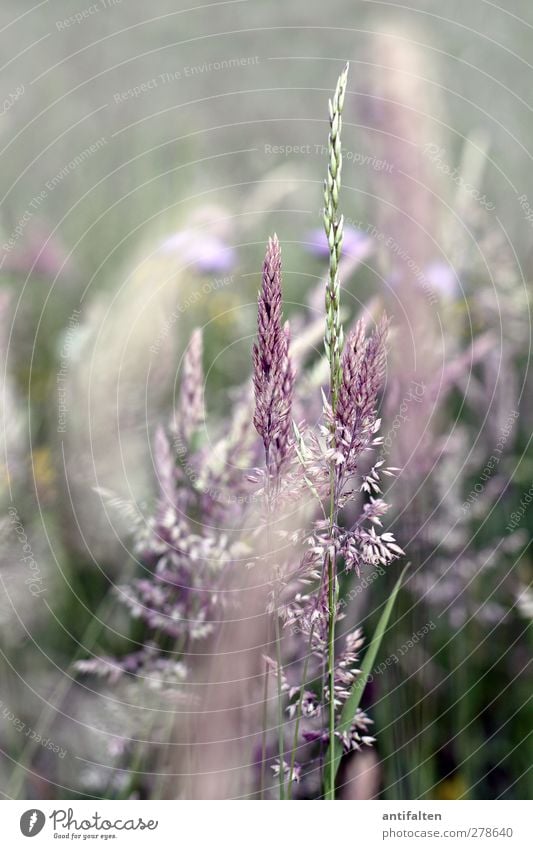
[323,562,410,798]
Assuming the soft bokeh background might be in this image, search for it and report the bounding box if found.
[0,0,531,800]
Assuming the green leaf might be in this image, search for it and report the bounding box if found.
[323,562,410,798]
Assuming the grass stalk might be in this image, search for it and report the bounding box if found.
[323,62,349,801]
[265,447,285,799]
[286,623,315,800]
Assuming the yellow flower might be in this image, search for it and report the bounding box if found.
[436,774,468,800]
[32,447,56,493]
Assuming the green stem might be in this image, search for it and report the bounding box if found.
[274,600,285,799]
[265,446,285,800]
[259,653,269,798]
[322,62,349,800]
[325,476,337,800]
[287,624,315,800]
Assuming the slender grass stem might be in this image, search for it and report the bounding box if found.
[273,596,285,799]
[287,623,315,800]
[265,447,285,800]
[325,477,337,800]
[259,653,270,798]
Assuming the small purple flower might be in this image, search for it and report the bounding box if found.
[159,230,236,274]
[424,261,459,300]
[3,230,68,278]
[305,225,373,262]
[388,261,459,300]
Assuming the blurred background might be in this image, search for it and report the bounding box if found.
[0,0,531,800]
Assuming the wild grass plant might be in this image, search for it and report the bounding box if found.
[2,28,529,801]
[71,65,405,800]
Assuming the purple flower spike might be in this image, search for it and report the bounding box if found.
[336,315,389,467]
[253,235,294,476]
